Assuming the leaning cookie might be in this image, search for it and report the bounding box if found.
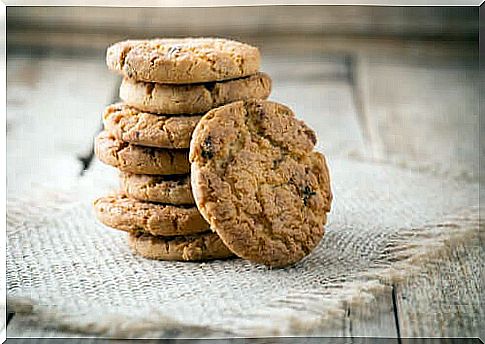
[128,231,235,261]
[103,103,201,149]
[95,131,190,174]
[120,72,271,115]
[93,194,208,236]
[120,172,194,205]
[106,37,260,84]
[190,100,332,268]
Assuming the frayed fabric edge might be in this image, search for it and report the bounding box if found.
[7,206,480,337]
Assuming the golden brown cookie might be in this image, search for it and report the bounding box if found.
[120,172,194,205]
[93,194,208,236]
[102,103,201,149]
[119,72,272,115]
[128,231,235,261]
[106,38,260,84]
[95,131,190,175]
[190,100,332,268]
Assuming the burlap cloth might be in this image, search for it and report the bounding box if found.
[6,157,480,337]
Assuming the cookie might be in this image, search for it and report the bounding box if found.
[107,38,260,84]
[119,72,272,115]
[93,194,208,236]
[120,172,194,205]
[95,131,190,175]
[102,103,201,149]
[189,100,332,268]
[128,231,235,261]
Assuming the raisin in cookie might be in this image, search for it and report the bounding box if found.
[120,172,194,205]
[128,231,235,261]
[106,38,260,84]
[119,72,271,115]
[95,131,190,175]
[93,194,208,236]
[102,103,201,149]
[190,100,332,268]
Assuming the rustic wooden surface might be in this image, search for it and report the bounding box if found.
[6,34,482,340]
[7,6,478,39]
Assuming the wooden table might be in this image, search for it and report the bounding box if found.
[6,35,483,340]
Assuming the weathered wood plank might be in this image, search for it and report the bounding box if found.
[352,54,480,181]
[7,7,477,39]
[351,43,482,339]
[8,29,477,64]
[346,291,398,339]
[7,315,91,340]
[7,55,119,194]
[395,238,483,338]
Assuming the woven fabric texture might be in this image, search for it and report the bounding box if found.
[6,157,480,337]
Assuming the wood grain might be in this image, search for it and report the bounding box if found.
[396,238,484,338]
[352,54,480,181]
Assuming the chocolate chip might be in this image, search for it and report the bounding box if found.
[302,185,316,206]
[272,158,283,169]
[201,136,214,160]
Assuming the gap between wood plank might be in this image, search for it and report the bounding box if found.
[392,284,402,344]
[347,307,353,338]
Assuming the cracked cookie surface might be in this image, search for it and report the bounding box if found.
[95,130,190,174]
[106,38,260,84]
[190,100,332,267]
[128,231,235,261]
[120,172,194,205]
[103,103,201,149]
[119,72,271,115]
[93,194,208,236]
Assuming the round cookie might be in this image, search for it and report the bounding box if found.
[102,103,201,149]
[119,72,272,115]
[93,194,208,236]
[128,231,235,261]
[106,38,260,84]
[189,100,332,268]
[95,131,190,175]
[120,172,194,205]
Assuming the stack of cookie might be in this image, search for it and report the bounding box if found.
[93,38,272,262]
